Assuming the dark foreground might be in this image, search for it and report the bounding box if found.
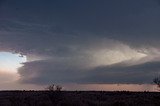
[0,91,160,106]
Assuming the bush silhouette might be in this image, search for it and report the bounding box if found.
[153,77,160,90]
[55,85,62,91]
[46,84,62,91]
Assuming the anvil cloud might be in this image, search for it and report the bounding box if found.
[0,0,160,85]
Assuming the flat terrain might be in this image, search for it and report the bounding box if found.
[0,91,160,106]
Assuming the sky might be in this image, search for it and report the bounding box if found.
[0,0,160,91]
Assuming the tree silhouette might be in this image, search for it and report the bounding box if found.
[46,84,62,91]
[46,84,55,91]
[55,85,62,91]
[153,77,160,90]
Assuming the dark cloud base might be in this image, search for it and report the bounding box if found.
[18,60,160,85]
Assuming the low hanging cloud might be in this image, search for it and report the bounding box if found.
[18,59,160,85]
[1,18,160,85]
[1,19,160,85]
[17,38,160,85]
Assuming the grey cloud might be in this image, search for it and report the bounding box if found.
[0,19,160,85]
[82,61,160,84]
[0,0,160,85]
[18,60,160,85]
[155,0,160,5]
[0,0,160,49]
[18,60,84,84]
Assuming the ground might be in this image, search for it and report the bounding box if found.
[0,91,160,106]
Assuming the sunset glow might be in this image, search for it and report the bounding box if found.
[0,52,27,84]
[0,52,26,73]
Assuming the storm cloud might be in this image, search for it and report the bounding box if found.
[0,0,160,85]
[18,60,160,84]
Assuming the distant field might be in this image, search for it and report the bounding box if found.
[0,91,160,106]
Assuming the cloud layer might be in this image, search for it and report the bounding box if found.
[0,0,160,85]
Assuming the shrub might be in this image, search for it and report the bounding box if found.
[46,84,62,91]
[153,77,160,90]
